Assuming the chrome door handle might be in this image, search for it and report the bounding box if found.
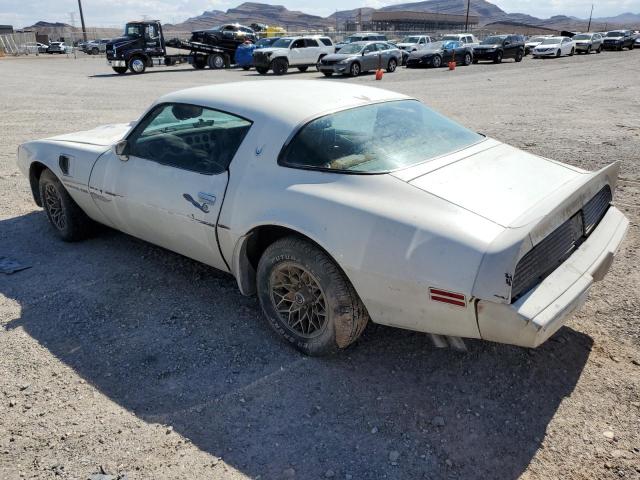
[198,192,216,205]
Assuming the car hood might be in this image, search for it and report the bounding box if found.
[47,123,133,147]
[392,140,587,227]
[476,44,500,49]
[322,53,357,61]
[409,49,440,57]
[535,44,559,48]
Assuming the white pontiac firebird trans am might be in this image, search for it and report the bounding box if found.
[17,81,628,355]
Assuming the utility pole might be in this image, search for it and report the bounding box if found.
[464,0,471,32]
[77,0,87,42]
[587,4,594,32]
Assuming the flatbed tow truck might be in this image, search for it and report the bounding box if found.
[106,20,236,74]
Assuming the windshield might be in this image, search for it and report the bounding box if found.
[124,24,144,38]
[402,36,421,43]
[573,34,592,40]
[541,37,562,45]
[343,35,364,43]
[256,38,277,47]
[338,43,365,54]
[481,36,506,44]
[607,31,624,37]
[280,100,482,174]
[271,38,293,48]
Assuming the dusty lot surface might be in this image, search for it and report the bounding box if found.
[1,52,639,480]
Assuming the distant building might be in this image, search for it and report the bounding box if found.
[0,25,14,34]
[368,11,480,32]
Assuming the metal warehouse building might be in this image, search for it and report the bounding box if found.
[370,11,480,31]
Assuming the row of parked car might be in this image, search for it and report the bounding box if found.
[233,28,638,76]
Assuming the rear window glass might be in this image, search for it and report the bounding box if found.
[280,100,482,174]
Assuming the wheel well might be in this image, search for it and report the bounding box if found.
[29,162,48,206]
[236,225,336,296]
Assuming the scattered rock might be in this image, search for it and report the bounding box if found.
[283,467,296,478]
[611,449,628,459]
[8,400,15,407]
[345,475,352,480]
[631,359,640,366]
[370,426,378,434]
[389,451,400,463]
[325,469,335,478]
[165,427,173,435]
[19,384,30,391]
[432,416,445,427]
[603,430,615,440]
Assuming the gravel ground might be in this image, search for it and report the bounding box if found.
[0,52,639,480]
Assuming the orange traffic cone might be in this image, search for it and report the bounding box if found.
[375,69,384,80]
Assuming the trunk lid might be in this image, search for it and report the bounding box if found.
[395,142,588,227]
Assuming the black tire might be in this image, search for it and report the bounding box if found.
[349,62,361,77]
[322,72,333,77]
[128,56,147,74]
[515,50,523,62]
[569,47,575,56]
[493,50,503,63]
[297,66,309,72]
[39,169,95,242]
[630,43,634,50]
[192,55,207,69]
[256,236,369,356]
[256,66,269,75]
[597,45,602,53]
[241,65,251,71]
[112,66,128,74]
[272,58,288,75]
[386,58,397,72]
[463,52,472,66]
[472,57,478,64]
[586,46,591,54]
[431,55,442,68]
[207,53,225,69]
[91,47,99,55]
[556,49,561,57]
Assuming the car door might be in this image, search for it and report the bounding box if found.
[289,38,306,65]
[304,38,320,63]
[362,43,379,71]
[88,103,252,271]
[503,36,514,58]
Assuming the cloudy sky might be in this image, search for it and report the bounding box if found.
[1,0,638,28]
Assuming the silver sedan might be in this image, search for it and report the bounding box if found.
[317,41,401,77]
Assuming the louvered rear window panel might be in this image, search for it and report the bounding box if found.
[511,185,612,302]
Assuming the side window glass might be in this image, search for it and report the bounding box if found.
[292,39,305,49]
[128,104,252,175]
[364,44,376,54]
[305,39,319,47]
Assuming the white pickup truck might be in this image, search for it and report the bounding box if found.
[252,36,335,75]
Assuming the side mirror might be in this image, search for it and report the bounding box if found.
[115,139,129,161]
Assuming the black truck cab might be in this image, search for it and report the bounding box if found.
[106,21,166,73]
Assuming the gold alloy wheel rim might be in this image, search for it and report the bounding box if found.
[269,262,328,338]
[44,183,66,231]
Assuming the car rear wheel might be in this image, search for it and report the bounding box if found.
[272,58,289,75]
[91,47,99,55]
[349,62,361,77]
[515,50,523,62]
[241,65,251,71]
[39,169,96,242]
[493,51,503,63]
[297,66,309,72]
[112,66,128,74]
[431,55,442,68]
[207,53,225,69]
[463,52,472,66]
[257,236,369,356]
[128,56,146,74]
[386,58,397,72]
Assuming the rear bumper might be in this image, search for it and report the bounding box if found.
[476,206,628,348]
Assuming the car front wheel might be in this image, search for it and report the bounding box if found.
[39,169,95,242]
[515,50,523,62]
[493,51,503,63]
[349,62,361,76]
[463,52,472,66]
[112,66,128,74]
[431,55,442,68]
[257,236,369,356]
[272,58,289,75]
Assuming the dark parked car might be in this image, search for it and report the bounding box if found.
[602,30,635,50]
[473,35,524,63]
[190,24,257,49]
[318,41,401,77]
[405,40,473,68]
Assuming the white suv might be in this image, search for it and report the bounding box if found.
[253,36,334,75]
